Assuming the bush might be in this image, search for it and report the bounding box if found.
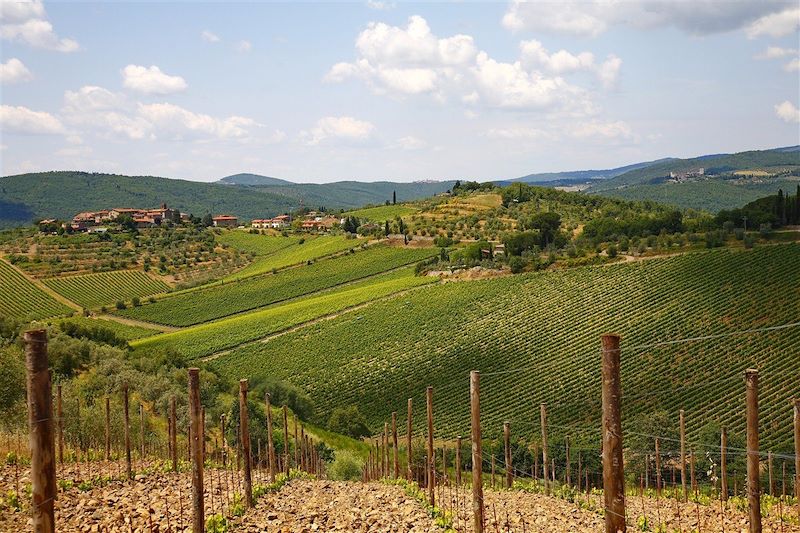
[508,256,527,274]
[607,244,617,258]
[115,300,126,310]
[132,297,141,307]
[328,405,371,439]
[328,450,364,481]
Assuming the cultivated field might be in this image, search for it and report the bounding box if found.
[0,258,73,321]
[42,269,169,308]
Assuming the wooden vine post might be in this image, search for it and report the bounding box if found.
[721,426,728,501]
[122,382,132,480]
[455,436,462,485]
[745,369,761,533]
[282,405,290,475]
[239,379,253,508]
[188,368,204,533]
[540,403,549,495]
[503,422,512,488]
[679,409,687,502]
[426,386,435,506]
[601,333,625,533]
[25,329,56,533]
[565,436,571,487]
[470,371,484,533]
[793,398,799,503]
[139,403,145,459]
[406,398,413,481]
[104,396,111,461]
[56,384,64,465]
[265,393,276,481]
[170,396,178,472]
[392,411,399,479]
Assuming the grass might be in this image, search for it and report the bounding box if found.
[51,316,162,340]
[222,234,367,281]
[345,204,419,221]
[0,258,73,320]
[117,245,437,327]
[216,231,301,256]
[131,268,437,359]
[42,270,169,308]
[209,244,800,452]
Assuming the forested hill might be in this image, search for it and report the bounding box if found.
[0,171,454,229]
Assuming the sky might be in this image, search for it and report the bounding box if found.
[1,1,799,183]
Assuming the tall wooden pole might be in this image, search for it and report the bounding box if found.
[104,396,111,461]
[565,436,571,487]
[744,368,761,533]
[456,436,462,485]
[540,403,549,495]
[239,380,253,508]
[601,333,625,533]
[122,382,132,480]
[406,398,413,481]
[139,403,145,459]
[721,426,729,501]
[170,396,178,472]
[426,386,435,506]
[392,411,399,479]
[282,405,289,475]
[25,329,55,533]
[265,393,275,481]
[293,414,299,468]
[56,384,63,465]
[503,422,512,488]
[679,409,687,502]
[768,451,774,496]
[220,413,227,468]
[188,368,204,533]
[793,398,800,502]
[470,371,484,533]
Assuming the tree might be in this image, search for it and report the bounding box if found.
[201,213,213,227]
[328,405,371,439]
[384,220,390,236]
[392,190,396,205]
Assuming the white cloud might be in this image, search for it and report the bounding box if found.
[327,15,608,114]
[201,30,220,43]
[783,58,800,71]
[122,64,188,95]
[746,8,800,38]
[486,127,552,140]
[366,0,394,10]
[756,46,798,59]
[138,102,261,140]
[774,100,800,123]
[394,135,426,150]
[236,39,252,53]
[62,86,150,140]
[0,57,32,83]
[503,1,795,38]
[302,116,375,145]
[0,1,79,52]
[570,120,635,141]
[0,104,64,134]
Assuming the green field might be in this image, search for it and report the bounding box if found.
[52,316,162,340]
[0,259,74,321]
[210,244,800,451]
[216,231,301,256]
[118,245,436,326]
[131,268,437,359]
[345,204,419,221]
[222,234,367,280]
[42,270,169,308]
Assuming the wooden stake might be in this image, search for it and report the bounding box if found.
[139,403,145,460]
[220,413,227,468]
[721,426,728,501]
[56,384,63,465]
[407,398,413,481]
[265,393,275,481]
[122,382,132,480]
[540,403,549,496]
[470,371,484,533]
[293,414,299,468]
[744,368,761,533]
[601,333,625,533]
[793,398,800,504]
[392,411,399,479]
[25,329,56,533]
[426,386,435,506]
[188,368,204,533]
[104,396,111,461]
[456,436,462,486]
[679,409,687,502]
[768,451,774,496]
[282,405,289,475]
[565,436,571,488]
[503,422,512,489]
[655,438,662,498]
[239,380,252,508]
[170,396,178,472]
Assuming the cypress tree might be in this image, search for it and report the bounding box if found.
[392,190,396,205]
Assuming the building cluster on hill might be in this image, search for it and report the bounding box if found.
[668,168,705,182]
[250,211,343,232]
[251,214,291,229]
[64,204,186,231]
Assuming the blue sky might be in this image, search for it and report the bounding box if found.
[1,1,799,183]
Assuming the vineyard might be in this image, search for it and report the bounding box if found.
[209,244,800,452]
[221,234,367,281]
[42,270,170,309]
[131,268,437,359]
[118,245,436,326]
[344,204,419,221]
[0,258,73,321]
[51,316,163,340]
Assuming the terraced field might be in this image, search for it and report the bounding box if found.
[118,245,436,326]
[222,234,367,280]
[344,204,419,221]
[0,258,74,320]
[216,231,301,256]
[210,244,800,452]
[52,316,162,340]
[131,268,437,359]
[42,270,169,308]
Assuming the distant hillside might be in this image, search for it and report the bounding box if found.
[586,147,800,211]
[0,171,455,229]
[503,158,672,186]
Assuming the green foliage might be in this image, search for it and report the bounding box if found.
[120,246,436,327]
[328,450,365,481]
[55,317,159,341]
[0,346,24,416]
[508,255,527,273]
[328,405,371,439]
[43,270,168,309]
[0,259,73,320]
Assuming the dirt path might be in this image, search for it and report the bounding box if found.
[0,255,82,313]
[96,312,179,332]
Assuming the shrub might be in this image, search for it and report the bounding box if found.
[328,405,371,439]
[607,244,617,258]
[508,256,527,274]
[131,297,141,307]
[115,300,126,310]
[328,450,363,481]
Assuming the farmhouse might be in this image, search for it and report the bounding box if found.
[212,215,239,228]
[251,215,290,229]
[71,203,180,227]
